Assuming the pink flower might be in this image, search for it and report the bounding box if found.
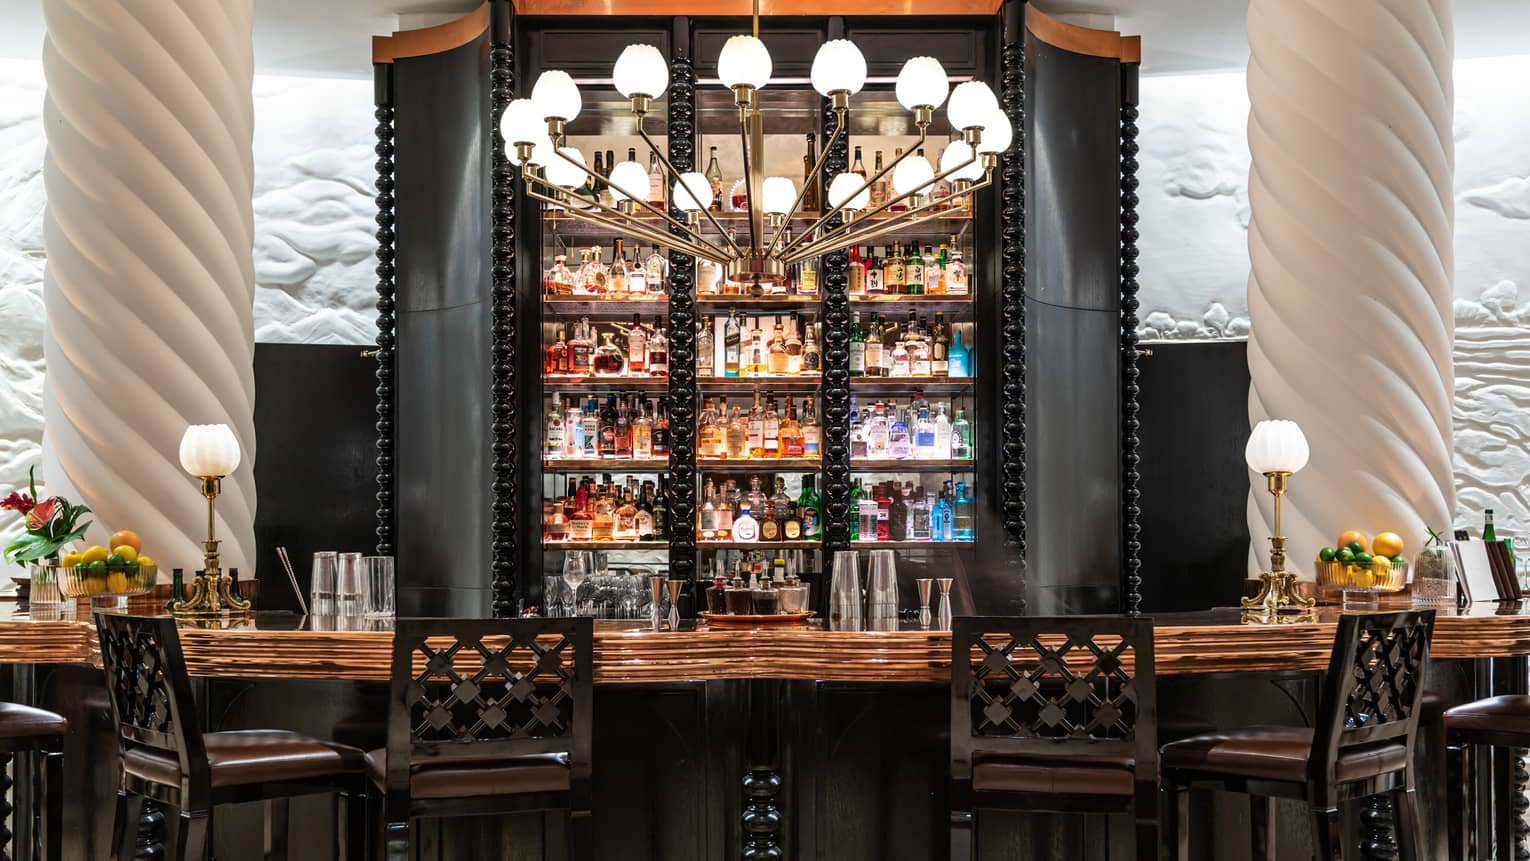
[24,497,57,531]
[0,491,34,515]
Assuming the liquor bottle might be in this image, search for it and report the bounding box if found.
[632,401,654,459]
[802,400,821,456]
[905,242,924,295]
[592,149,606,198]
[716,480,735,537]
[798,475,821,538]
[604,148,617,205]
[801,320,821,373]
[798,255,819,295]
[546,254,574,295]
[908,314,932,377]
[946,241,968,296]
[802,134,819,212]
[545,326,568,374]
[724,311,742,377]
[564,397,583,456]
[934,402,952,456]
[851,146,867,179]
[648,151,665,207]
[748,321,768,376]
[760,503,780,542]
[705,146,723,212]
[581,398,599,457]
[609,239,630,294]
[647,316,668,376]
[762,397,781,458]
[771,476,793,520]
[933,149,953,207]
[725,400,749,459]
[568,317,594,372]
[910,493,933,541]
[884,243,905,294]
[928,244,946,295]
[585,246,609,294]
[953,481,975,540]
[848,313,866,377]
[745,475,768,514]
[592,332,626,376]
[948,330,971,378]
[568,502,594,540]
[626,313,647,374]
[768,317,790,375]
[627,243,648,296]
[865,246,885,294]
[699,479,720,538]
[848,245,866,295]
[1485,509,1498,541]
[888,147,907,213]
[780,402,804,457]
[614,490,639,539]
[932,312,949,376]
[574,159,600,210]
[613,397,633,458]
[652,402,670,456]
[598,396,618,458]
[951,406,973,459]
[546,393,566,456]
[747,393,766,458]
[732,504,760,543]
[863,316,885,378]
[889,332,911,377]
[867,403,890,456]
[848,478,865,540]
[698,256,722,295]
[785,313,804,374]
[869,150,887,207]
[652,475,669,538]
[698,399,723,457]
[697,319,716,377]
[874,481,892,541]
[572,248,594,295]
[888,403,912,459]
[913,402,937,458]
[645,245,668,295]
[933,486,953,541]
[635,489,657,540]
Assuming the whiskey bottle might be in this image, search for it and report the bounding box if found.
[785,312,804,374]
[905,243,924,295]
[568,317,595,373]
[609,239,630,294]
[698,399,723,458]
[724,311,742,377]
[802,401,821,457]
[884,243,905,294]
[648,151,665,207]
[724,399,749,460]
[697,318,715,377]
[705,146,723,213]
[780,403,804,457]
[651,401,670,456]
[768,316,790,375]
[848,313,866,377]
[864,245,884,294]
[626,313,647,374]
[802,134,819,212]
[762,397,781,458]
[646,316,668,377]
[869,149,887,207]
[801,319,821,373]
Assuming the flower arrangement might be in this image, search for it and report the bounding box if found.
[2,466,93,567]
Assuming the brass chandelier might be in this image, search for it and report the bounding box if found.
[497,10,1011,290]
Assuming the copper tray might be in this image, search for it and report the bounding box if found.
[699,611,815,626]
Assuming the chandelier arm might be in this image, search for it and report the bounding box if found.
[548,147,728,257]
[781,123,929,255]
[524,183,725,262]
[738,104,762,257]
[784,174,992,263]
[785,152,982,255]
[766,106,848,254]
[634,123,744,258]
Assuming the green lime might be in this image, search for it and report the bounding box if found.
[106,553,126,567]
[1355,552,1374,567]
[1391,556,1406,568]
[1318,546,1338,563]
[1347,541,1366,555]
[1337,548,1355,564]
[89,558,106,570]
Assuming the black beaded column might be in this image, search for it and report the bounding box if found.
[1517,749,1530,859]
[819,83,852,554]
[999,1,1027,610]
[666,19,699,583]
[0,750,10,859]
[135,800,164,859]
[489,0,518,616]
[372,62,397,558]
[1119,63,1142,615]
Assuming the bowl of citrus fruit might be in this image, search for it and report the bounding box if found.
[59,530,158,606]
[1315,530,1409,607]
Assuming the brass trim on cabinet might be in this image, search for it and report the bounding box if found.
[1025,5,1140,62]
[372,2,491,64]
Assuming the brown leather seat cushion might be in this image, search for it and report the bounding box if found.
[971,753,1136,795]
[1160,726,1406,783]
[0,702,67,738]
[364,748,571,799]
[1444,695,1530,738]
[123,730,366,788]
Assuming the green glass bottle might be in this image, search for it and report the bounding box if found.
[848,478,866,541]
[797,475,821,539]
[848,313,865,377]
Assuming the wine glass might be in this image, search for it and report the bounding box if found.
[563,551,591,616]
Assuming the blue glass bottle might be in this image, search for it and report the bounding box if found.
[947,331,970,378]
[953,481,975,540]
[932,490,953,541]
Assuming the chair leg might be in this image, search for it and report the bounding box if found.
[1310,805,1343,861]
[383,820,409,861]
[173,810,210,861]
[38,750,62,861]
[1495,744,1515,861]
[340,791,368,861]
[949,807,974,861]
[112,791,144,861]
[1160,783,1186,861]
[1394,787,1423,861]
[1250,795,1275,861]
[264,797,289,861]
[568,807,593,861]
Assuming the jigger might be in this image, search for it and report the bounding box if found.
[916,578,933,629]
[666,579,683,630]
[935,578,954,630]
[649,575,667,631]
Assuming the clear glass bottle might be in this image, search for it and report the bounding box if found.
[785,313,804,374]
[698,399,723,458]
[609,239,630,295]
[572,247,594,294]
[699,479,719,539]
[798,256,819,295]
[564,397,583,457]
[645,245,668,295]
[762,397,781,458]
[546,393,566,457]
[697,318,716,377]
[626,244,647,296]
[888,403,912,459]
[951,406,973,459]
[698,257,722,295]
[802,401,821,456]
[632,402,654,459]
[725,401,749,460]
[584,245,609,294]
[780,403,803,457]
[913,403,937,459]
[768,317,790,375]
[910,493,933,541]
[724,312,742,378]
[747,394,766,458]
[592,332,626,376]
[648,151,665,207]
[953,481,975,540]
[867,403,890,457]
[646,316,668,377]
[625,313,647,374]
[568,317,595,373]
[946,243,968,296]
[546,254,574,295]
[705,146,723,212]
[801,320,821,374]
[934,403,953,457]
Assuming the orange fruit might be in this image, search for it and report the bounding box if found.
[1337,530,1369,554]
[109,530,142,553]
[1371,532,1404,559]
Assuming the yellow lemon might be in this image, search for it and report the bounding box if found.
[85,576,107,594]
[106,572,129,593]
[112,545,138,563]
[81,545,109,565]
[136,555,155,569]
[1372,532,1405,559]
[1349,566,1375,589]
[59,552,83,568]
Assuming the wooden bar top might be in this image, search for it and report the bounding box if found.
[4,602,1525,683]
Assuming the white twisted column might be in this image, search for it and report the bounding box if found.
[1246,0,1454,577]
[41,0,256,577]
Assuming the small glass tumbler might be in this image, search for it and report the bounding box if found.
[335,552,365,617]
[309,551,337,616]
[362,556,395,617]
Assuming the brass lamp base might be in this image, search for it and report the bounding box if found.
[169,476,251,617]
[1241,570,1316,615]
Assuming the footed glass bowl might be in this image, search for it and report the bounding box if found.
[61,563,157,607]
[1316,558,1408,609]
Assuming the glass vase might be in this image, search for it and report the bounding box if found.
[27,562,66,608]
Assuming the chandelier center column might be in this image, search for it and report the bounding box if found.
[41,0,257,575]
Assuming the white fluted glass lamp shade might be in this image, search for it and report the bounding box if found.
[1246,420,1310,475]
[947,81,999,131]
[614,44,669,99]
[940,141,984,181]
[762,176,796,215]
[531,70,581,121]
[975,108,1012,155]
[811,39,867,96]
[892,155,935,196]
[827,172,870,211]
[895,56,948,111]
[500,98,544,148]
[672,171,713,211]
[607,160,650,202]
[545,147,588,188]
[180,424,241,477]
[719,35,772,90]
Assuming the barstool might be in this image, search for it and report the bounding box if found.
[95,613,369,861]
[1161,609,1436,860]
[368,617,594,861]
[1443,693,1530,859]
[0,701,66,860]
[949,616,1160,861]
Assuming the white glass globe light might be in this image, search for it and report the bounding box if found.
[1245,420,1310,474]
[939,140,984,181]
[545,146,588,188]
[718,35,772,90]
[499,98,545,148]
[811,39,867,97]
[895,56,949,111]
[947,81,999,131]
[607,160,650,202]
[531,70,581,122]
[180,424,241,477]
[762,177,796,215]
[672,171,713,211]
[892,154,936,197]
[975,107,1013,155]
[614,44,669,99]
[827,172,870,212]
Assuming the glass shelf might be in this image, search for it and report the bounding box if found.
[543,375,670,390]
[542,297,669,315]
[852,459,975,472]
[543,458,669,471]
[545,209,971,241]
[698,458,821,470]
[850,540,974,550]
[697,295,819,307]
[850,378,973,393]
[543,540,669,551]
[699,376,821,392]
[849,296,973,314]
[699,540,822,550]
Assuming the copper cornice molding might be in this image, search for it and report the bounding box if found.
[373,2,491,64]
[1025,5,1140,63]
[512,0,1000,15]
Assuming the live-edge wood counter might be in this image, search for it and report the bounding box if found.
[4,602,1529,681]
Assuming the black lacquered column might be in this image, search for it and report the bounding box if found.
[1119,62,1142,615]
[666,16,699,583]
[489,0,518,616]
[999,0,1028,610]
[373,62,397,558]
[819,64,852,554]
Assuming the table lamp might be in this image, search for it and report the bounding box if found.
[171,424,251,616]
[1241,419,1317,614]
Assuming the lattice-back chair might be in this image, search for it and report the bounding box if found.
[371,617,594,861]
[950,616,1159,861]
[95,613,368,861]
[1161,609,1436,861]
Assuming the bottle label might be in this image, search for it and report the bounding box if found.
[849,342,865,373]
